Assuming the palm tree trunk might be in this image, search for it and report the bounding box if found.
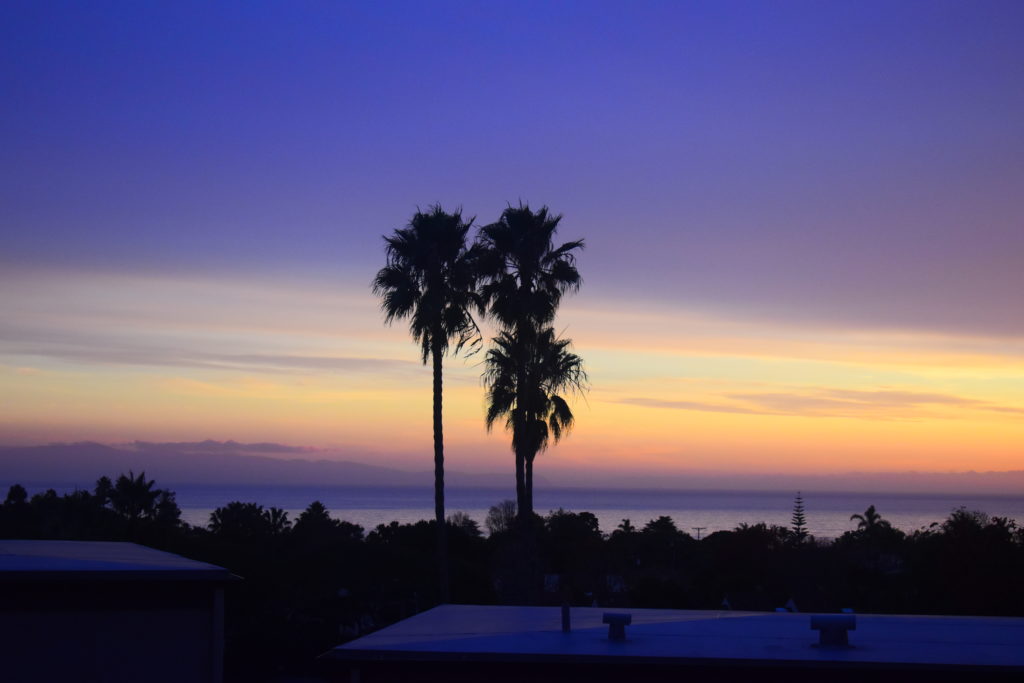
[525,453,534,516]
[514,436,528,522]
[432,339,450,603]
[514,390,530,524]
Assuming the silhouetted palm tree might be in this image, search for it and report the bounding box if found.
[372,205,480,602]
[616,519,637,535]
[111,471,159,521]
[209,501,272,538]
[153,490,181,526]
[94,476,114,507]
[851,505,890,531]
[477,204,583,521]
[483,327,586,517]
[265,506,291,534]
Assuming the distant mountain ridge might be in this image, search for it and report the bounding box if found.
[0,441,511,489]
[1,441,1022,494]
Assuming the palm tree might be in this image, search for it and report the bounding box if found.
[483,327,586,518]
[264,506,291,534]
[851,504,890,531]
[615,519,637,535]
[477,204,583,522]
[372,205,480,602]
[111,471,159,522]
[209,501,271,538]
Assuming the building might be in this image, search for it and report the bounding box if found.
[321,603,1024,682]
[0,540,233,683]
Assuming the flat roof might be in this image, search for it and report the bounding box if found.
[325,604,1024,673]
[0,540,232,581]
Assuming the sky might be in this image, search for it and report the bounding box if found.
[2,1,1023,484]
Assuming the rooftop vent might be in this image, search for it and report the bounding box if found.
[603,613,632,641]
[810,614,856,647]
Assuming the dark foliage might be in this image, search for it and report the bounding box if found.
[3,480,1022,682]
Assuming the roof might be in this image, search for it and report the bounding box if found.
[0,540,232,582]
[325,604,1024,673]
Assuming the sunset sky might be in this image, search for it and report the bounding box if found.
[2,1,1023,482]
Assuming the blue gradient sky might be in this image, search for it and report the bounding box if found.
[2,1,1023,478]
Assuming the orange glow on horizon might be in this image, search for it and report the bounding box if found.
[1,270,1022,479]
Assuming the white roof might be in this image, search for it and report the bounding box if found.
[0,540,230,580]
[328,604,1024,671]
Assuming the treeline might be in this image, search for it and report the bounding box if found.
[2,476,1023,682]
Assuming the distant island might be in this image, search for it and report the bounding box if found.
[2,440,1023,494]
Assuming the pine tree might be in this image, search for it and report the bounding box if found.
[791,492,808,543]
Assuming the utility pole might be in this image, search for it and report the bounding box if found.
[692,526,706,541]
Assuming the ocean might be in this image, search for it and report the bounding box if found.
[168,485,1024,539]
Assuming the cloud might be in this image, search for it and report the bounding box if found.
[731,389,1023,418]
[818,389,985,407]
[619,387,1024,420]
[985,405,1024,415]
[616,397,772,416]
[726,392,902,417]
[1,333,420,375]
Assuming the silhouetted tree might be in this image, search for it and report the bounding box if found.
[906,507,1023,615]
[111,471,159,521]
[265,506,291,534]
[638,516,692,571]
[209,501,273,538]
[477,203,583,523]
[942,506,990,536]
[483,327,586,515]
[851,504,890,531]
[616,519,637,535]
[485,499,517,536]
[447,511,482,538]
[607,519,640,578]
[94,476,113,507]
[542,509,604,599]
[294,501,363,542]
[295,500,332,527]
[153,490,181,526]
[372,205,480,602]
[644,516,682,535]
[1,484,31,538]
[791,492,808,543]
[4,484,27,506]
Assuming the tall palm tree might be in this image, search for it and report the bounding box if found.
[483,327,586,519]
[477,204,583,522]
[372,205,479,602]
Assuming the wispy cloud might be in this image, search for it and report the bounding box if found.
[617,397,769,415]
[817,388,984,406]
[619,387,1024,420]
[984,405,1024,415]
[1,332,420,375]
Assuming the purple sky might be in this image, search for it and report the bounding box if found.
[4,1,1022,335]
